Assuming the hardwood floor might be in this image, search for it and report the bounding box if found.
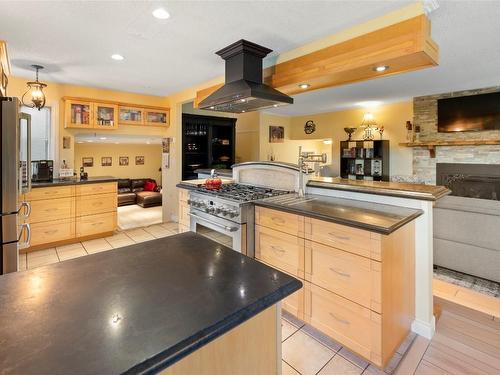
[396,296,500,375]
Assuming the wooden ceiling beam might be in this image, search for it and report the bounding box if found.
[194,14,438,108]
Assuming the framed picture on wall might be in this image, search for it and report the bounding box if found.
[119,156,129,166]
[101,157,112,167]
[269,126,284,143]
[82,157,93,167]
[135,156,145,165]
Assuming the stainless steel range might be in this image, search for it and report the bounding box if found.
[188,183,290,256]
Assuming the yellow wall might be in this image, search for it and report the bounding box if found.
[289,101,413,176]
[74,144,163,182]
[260,113,332,164]
[235,111,260,163]
[7,76,169,172]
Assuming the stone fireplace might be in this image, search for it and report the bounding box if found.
[436,163,500,201]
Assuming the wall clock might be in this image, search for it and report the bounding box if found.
[304,120,316,135]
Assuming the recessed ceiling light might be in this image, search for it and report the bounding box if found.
[99,137,107,140]
[273,104,279,108]
[241,110,246,113]
[299,83,310,89]
[111,54,124,61]
[240,98,246,103]
[152,8,170,19]
[209,106,215,109]
[373,65,389,72]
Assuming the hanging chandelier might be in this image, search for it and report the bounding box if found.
[22,64,47,110]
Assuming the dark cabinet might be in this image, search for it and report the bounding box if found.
[182,114,236,180]
[340,140,389,181]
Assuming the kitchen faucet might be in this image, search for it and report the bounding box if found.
[297,146,328,197]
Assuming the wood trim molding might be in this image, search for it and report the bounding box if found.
[400,139,500,158]
[194,14,438,108]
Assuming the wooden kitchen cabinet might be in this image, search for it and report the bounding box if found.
[178,188,190,233]
[254,206,415,369]
[25,182,118,251]
[119,106,144,125]
[65,99,93,129]
[93,103,118,130]
[145,109,169,126]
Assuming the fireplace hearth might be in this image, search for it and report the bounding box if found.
[436,163,500,200]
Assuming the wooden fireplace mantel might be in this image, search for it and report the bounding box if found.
[399,139,500,158]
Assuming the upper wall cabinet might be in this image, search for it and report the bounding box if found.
[119,106,144,125]
[63,97,169,130]
[65,100,93,129]
[94,103,118,130]
[145,109,169,126]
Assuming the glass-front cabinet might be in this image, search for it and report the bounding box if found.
[119,106,144,125]
[145,109,169,126]
[65,100,93,129]
[94,103,118,130]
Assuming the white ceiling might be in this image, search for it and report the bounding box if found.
[2,1,500,116]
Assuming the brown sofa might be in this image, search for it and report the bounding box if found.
[117,179,162,208]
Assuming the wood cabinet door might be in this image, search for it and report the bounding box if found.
[65,100,93,129]
[118,106,144,125]
[30,219,75,246]
[93,103,118,130]
[145,109,169,126]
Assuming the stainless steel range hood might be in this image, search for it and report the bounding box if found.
[198,40,293,113]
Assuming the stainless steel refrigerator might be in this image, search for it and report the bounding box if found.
[1,97,32,274]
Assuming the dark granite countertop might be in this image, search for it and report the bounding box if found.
[0,233,301,374]
[194,168,233,178]
[307,177,450,201]
[31,176,119,188]
[254,194,423,234]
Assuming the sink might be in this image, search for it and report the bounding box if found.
[263,194,317,206]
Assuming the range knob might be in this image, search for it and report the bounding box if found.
[228,210,238,218]
[187,199,192,205]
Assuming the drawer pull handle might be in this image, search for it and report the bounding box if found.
[328,232,350,241]
[329,267,351,278]
[271,217,285,225]
[45,230,58,235]
[329,313,350,325]
[92,221,104,226]
[270,245,285,254]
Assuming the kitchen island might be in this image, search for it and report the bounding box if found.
[22,177,119,251]
[0,232,301,374]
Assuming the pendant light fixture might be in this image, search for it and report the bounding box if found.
[22,64,47,110]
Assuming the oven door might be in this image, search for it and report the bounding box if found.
[188,209,245,254]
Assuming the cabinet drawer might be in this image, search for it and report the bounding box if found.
[25,186,74,201]
[305,241,381,312]
[28,197,74,224]
[30,219,75,246]
[255,207,304,237]
[305,218,382,261]
[76,212,116,237]
[76,182,117,196]
[255,225,304,278]
[305,283,382,366]
[76,193,117,216]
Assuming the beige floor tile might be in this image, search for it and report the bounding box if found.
[118,205,162,230]
[55,242,85,252]
[282,361,300,375]
[125,228,156,243]
[144,224,176,239]
[18,253,27,271]
[282,319,299,342]
[105,233,135,249]
[338,347,369,370]
[28,248,58,259]
[56,245,87,261]
[319,355,363,375]
[82,238,113,254]
[161,221,179,231]
[27,249,59,269]
[282,329,335,375]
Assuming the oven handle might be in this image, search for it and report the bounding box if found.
[188,212,238,232]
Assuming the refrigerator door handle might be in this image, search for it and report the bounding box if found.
[20,112,32,193]
[17,223,31,249]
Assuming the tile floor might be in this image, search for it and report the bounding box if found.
[117,204,163,230]
[280,311,411,375]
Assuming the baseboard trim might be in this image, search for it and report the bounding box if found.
[411,317,435,339]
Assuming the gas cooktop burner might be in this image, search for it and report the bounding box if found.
[196,183,290,202]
